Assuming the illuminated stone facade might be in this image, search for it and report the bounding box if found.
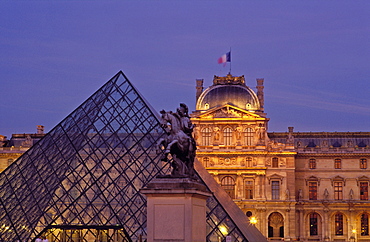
[192,74,370,242]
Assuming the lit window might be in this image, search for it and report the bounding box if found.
[310,213,318,236]
[245,180,254,199]
[309,182,317,200]
[272,157,279,168]
[223,127,232,146]
[360,182,368,200]
[335,213,343,235]
[244,128,254,146]
[334,182,343,200]
[360,158,367,169]
[309,158,316,169]
[204,103,209,109]
[221,176,235,199]
[334,158,341,169]
[271,181,280,200]
[201,128,211,146]
[361,213,369,236]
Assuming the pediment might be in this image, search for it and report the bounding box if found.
[194,104,262,119]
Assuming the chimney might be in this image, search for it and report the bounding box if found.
[196,79,204,103]
[256,78,264,110]
[37,125,44,134]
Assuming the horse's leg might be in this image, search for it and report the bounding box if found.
[165,139,178,153]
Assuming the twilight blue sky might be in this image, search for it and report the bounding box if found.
[0,1,369,138]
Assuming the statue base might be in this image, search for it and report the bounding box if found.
[141,177,212,242]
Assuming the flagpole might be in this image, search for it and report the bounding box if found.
[229,47,232,74]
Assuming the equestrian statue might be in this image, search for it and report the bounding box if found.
[157,103,197,178]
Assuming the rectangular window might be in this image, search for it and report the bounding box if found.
[360,182,368,200]
[360,159,367,169]
[202,128,211,146]
[245,181,253,199]
[309,159,316,169]
[272,181,280,200]
[224,128,232,146]
[334,182,343,200]
[309,182,318,200]
[272,157,279,168]
[334,159,342,169]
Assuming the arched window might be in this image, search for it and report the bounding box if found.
[361,213,369,236]
[309,158,316,169]
[204,103,209,109]
[201,128,211,146]
[309,213,319,236]
[221,176,235,199]
[360,158,367,169]
[244,128,254,146]
[334,213,344,235]
[272,157,279,168]
[223,127,232,146]
[268,212,284,238]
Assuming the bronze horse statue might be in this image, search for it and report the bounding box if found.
[157,105,196,177]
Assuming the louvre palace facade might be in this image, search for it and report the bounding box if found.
[191,74,370,242]
[1,71,369,242]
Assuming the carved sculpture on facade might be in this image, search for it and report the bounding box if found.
[157,103,197,178]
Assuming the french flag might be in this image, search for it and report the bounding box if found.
[218,51,231,64]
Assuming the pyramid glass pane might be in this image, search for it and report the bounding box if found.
[0,71,250,242]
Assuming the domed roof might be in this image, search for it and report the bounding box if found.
[196,74,260,111]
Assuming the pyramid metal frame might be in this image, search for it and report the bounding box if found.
[0,71,249,242]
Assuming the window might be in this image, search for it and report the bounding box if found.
[310,213,318,236]
[335,213,344,235]
[360,158,367,169]
[334,158,342,169]
[309,158,316,169]
[271,181,280,200]
[244,128,254,146]
[221,176,235,199]
[245,180,253,199]
[360,182,368,200]
[309,182,318,200]
[201,128,211,146]
[361,213,369,236]
[334,182,343,200]
[204,103,209,109]
[203,157,210,167]
[272,157,279,168]
[246,157,252,167]
[223,127,232,146]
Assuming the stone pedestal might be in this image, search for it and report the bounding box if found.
[141,177,212,242]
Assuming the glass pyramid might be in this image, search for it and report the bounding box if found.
[0,71,250,242]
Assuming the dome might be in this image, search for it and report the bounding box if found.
[196,74,261,111]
